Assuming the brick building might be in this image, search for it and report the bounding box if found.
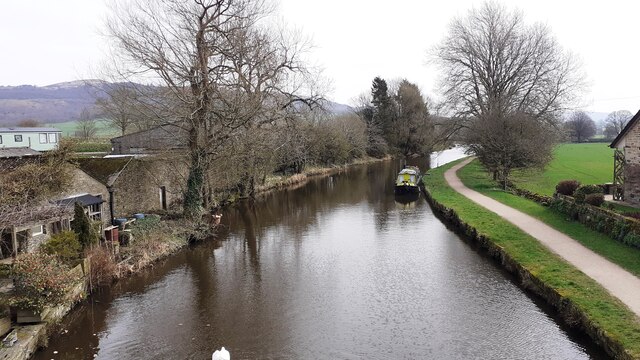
[610,109,640,204]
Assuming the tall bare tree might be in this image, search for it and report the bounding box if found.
[75,108,98,140]
[433,1,583,182]
[106,0,322,219]
[564,111,596,142]
[604,110,633,139]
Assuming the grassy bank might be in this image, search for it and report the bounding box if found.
[424,160,640,359]
[511,143,614,195]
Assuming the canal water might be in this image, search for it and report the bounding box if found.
[35,151,607,360]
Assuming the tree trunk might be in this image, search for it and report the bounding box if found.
[184,147,205,220]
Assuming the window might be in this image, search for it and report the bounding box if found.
[48,133,57,143]
[14,135,22,142]
[30,225,43,236]
[39,133,47,143]
[0,135,2,144]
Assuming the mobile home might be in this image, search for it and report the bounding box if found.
[0,127,61,151]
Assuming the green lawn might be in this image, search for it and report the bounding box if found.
[424,160,640,358]
[45,119,119,138]
[511,143,614,196]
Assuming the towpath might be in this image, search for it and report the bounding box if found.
[445,158,640,317]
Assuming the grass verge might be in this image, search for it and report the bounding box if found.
[424,159,640,359]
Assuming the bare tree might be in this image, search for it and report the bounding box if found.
[433,1,583,181]
[106,0,322,219]
[95,83,142,136]
[75,108,98,140]
[466,112,557,189]
[604,110,633,139]
[564,111,596,142]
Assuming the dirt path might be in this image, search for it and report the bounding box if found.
[445,158,640,317]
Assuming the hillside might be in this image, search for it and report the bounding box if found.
[0,80,353,126]
[0,80,109,125]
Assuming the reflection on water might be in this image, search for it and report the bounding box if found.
[35,158,607,360]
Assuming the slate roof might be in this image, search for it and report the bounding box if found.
[53,194,105,208]
[0,127,61,133]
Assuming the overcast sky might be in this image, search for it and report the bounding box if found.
[1,0,639,113]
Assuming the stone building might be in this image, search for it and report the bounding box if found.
[76,156,187,219]
[610,109,640,204]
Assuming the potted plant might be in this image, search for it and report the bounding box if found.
[10,252,75,323]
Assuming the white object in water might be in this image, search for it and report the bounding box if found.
[212,346,230,360]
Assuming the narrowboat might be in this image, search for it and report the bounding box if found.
[394,166,422,194]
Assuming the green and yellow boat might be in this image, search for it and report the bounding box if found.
[394,166,422,194]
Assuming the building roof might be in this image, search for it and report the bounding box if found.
[0,147,41,159]
[110,122,180,141]
[0,127,61,133]
[53,194,105,208]
[610,109,640,148]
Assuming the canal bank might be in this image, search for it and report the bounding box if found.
[422,159,640,360]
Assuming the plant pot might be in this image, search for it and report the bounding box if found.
[16,309,42,324]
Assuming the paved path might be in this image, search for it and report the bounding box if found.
[445,158,640,317]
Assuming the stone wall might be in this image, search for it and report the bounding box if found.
[110,158,188,217]
[623,122,640,205]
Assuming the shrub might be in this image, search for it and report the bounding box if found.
[11,253,75,312]
[584,193,604,207]
[574,184,603,203]
[41,230,82,266]
[555,180,580,196]
[622,232,640,247]
[130,215,161,239]
[86,247,117,288]
[71,203,101,248]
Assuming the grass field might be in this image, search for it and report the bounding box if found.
[424,160,640,358]
[45,119,119,138]
[511,143,614,195]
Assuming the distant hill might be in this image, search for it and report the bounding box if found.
[0,80,109,125]
[0,80,352,126]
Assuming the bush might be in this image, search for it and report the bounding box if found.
[86,247,117,288]
[130,215,161,239]
[41,231,82,266]
[555,180,580,196]
[622,232,640,247]
[11,253,75,312]
[574,184,603,203]
[71,203,100,248]
[584,193,604,207]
